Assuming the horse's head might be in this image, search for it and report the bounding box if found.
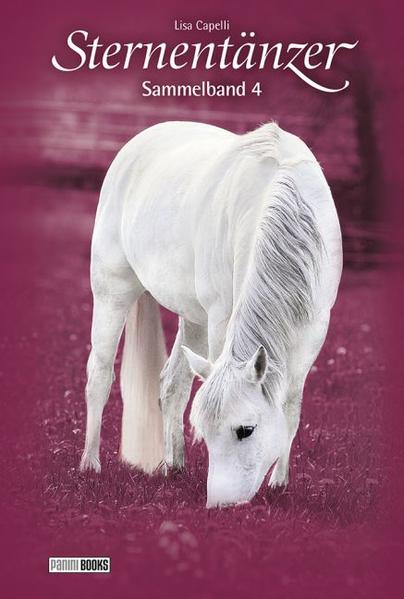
[183,345,288,507]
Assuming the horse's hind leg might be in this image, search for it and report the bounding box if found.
[160,319,207,471]
[269,312,330,488]
[80,260,143,472]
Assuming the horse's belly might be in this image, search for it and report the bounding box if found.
[133,257,208,325]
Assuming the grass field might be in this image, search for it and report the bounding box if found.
[0,186,390,599]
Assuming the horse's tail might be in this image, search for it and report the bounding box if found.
[120,292,166,473]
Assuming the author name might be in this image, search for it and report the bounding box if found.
[174,19,230,32]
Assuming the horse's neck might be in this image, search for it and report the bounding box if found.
[224,168,322,379]
[225,161,279,301]
[226,251,279,365]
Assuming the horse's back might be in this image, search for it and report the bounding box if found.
[93,121,341,324]
[107,121,234,183]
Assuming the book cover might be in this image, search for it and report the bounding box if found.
[1,1,403,598]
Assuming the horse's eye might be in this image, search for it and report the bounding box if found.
[235,425,256,441]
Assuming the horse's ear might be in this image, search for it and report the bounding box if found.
[182,346,213,381]
[244,346,268,384]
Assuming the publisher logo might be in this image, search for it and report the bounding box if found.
[48,557,110,573]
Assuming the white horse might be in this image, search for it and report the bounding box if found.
[80,120,342,507]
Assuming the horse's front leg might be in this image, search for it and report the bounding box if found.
[160,319,207,471]
[269,313,331,488]
[269,392,302,488]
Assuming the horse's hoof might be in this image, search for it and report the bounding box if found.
[157,460,184,476]
[156,460,169,476]
[80,453,101,473]
[268,470,288,489]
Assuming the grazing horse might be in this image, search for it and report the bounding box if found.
[80,121,342,507]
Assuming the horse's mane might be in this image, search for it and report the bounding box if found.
[229,168,323,385]
[191,123,324,435]
[239,121,282,161]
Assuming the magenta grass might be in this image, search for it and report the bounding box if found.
[0,185,391,599]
